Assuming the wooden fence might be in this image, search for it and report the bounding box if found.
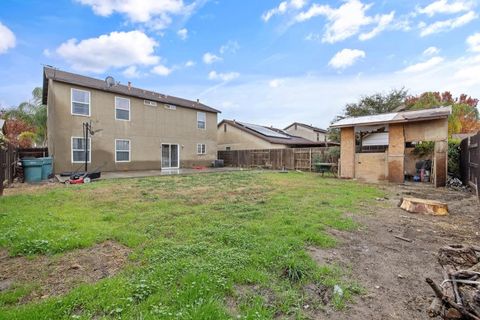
[460,131,480,199]
[218,147,338,171]
[0,144,17,196]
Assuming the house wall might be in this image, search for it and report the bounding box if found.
[339,127,355,178]
[217,122,286,150]
[48,81,218,173]
[285,125,327,142]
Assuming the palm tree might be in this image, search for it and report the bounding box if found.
[4,87,47,146]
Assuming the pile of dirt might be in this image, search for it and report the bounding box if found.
[307,183,480,319]
[0,241,131,303]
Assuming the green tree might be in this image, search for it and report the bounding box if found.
[3,87,47,146]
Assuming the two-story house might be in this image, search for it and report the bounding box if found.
[42,67,220,173]
[284,122,329,143]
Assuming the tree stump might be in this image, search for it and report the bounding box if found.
[399,197,448,215]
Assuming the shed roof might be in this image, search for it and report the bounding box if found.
[330,106,451,128]
[218,120,333,146]
[284,122,327,133]
[42,67,220,113]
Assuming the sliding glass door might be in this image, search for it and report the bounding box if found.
[161,144,180,169]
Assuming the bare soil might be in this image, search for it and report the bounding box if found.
[308,183,480,320]
[0,241,131,303]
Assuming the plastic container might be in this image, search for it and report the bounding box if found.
[22,159,43,183]
[40,157,53,180]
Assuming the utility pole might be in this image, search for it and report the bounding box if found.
[83,121,94,173]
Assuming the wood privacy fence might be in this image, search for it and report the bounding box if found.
[218,147,338,171]
[460,132,480,199]
[0,144,17,196]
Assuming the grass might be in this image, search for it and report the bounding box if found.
[0,171,382,319]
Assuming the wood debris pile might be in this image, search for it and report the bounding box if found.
[426,244,480,319]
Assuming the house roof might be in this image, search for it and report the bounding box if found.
[330,106,452,128]
[284,122,327,133]
[218,119,333,146]
[42,67,220,113]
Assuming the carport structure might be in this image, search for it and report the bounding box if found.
[331,107,451,187]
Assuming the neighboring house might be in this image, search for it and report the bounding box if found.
[284,122,328,143]
[43,67,220,173]
[217,120,329,150]
[330,106,451,187]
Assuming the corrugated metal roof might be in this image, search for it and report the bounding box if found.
[330,106,451,128]
[43,67,220,114]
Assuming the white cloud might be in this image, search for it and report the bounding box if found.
[423,46,440,56]
[208,71,239,81]
[328,49,366,69]
[0,22,16,54]
[177,28,188,40]
[219,40,240,55]
[467,32,480,52]
[122,66,141,78]
[269,79,284,88]
[262,0,306,22]
[56,30,159,73]
[203,52,222,64]
[43,49,51,57]
[359,11,395,41]
[76,0,193,30]
[151,64,172,76]
[185,60,195,67]
[401,56,444,73]
[417,0,474,17]
[419,11,477,36]
[295,0,393,43]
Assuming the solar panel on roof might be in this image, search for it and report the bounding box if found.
[239,122,291,138]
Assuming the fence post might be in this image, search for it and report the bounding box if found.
[0,148,5,196]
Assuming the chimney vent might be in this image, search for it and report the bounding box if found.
[128,82,131,91]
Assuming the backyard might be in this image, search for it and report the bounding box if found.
[0,171,478,319]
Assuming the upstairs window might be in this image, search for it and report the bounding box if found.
[115,97,130,121]
[71,89,90,116]
[197,143,206,155]
[197,112,206,129]
[71,137,91,163]
[115,139,131,162]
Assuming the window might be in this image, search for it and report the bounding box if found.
[115,97,130,121]
[197,143,206,155]
[165,104,176,110]
[226,146,231,151]
[71,137,91,163]
[71,89,90,116]
[197,112,206,129]
[317,132,320,141]
[115,139,131,162]
[144,100,157,107]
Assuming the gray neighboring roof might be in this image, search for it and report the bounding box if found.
[284,122,327,133]
[218,120,334,146]
[42,67,220,113]
[330,106,452,128]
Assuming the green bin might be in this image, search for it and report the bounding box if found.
[22,159,43,183]
[40,157,53,180]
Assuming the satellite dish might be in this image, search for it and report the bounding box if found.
[105,76,116,87]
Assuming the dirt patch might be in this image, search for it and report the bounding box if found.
[0,241,131,303]
[308,183,480,320]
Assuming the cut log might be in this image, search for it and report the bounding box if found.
[400,197,448,215]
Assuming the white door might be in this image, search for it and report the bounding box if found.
[161,144,180,169]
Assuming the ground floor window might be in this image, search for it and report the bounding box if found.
[115,139,131,162]
[71,137,91,163]
[197,143,206,155]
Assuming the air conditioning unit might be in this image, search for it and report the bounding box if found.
[144,100,157,107]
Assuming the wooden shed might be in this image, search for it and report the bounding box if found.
[330,107,451,187]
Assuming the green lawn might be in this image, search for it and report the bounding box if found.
[0,171,382,319]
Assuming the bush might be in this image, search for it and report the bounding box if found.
[448,139,461,177]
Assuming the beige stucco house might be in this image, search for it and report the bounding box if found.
[217,120,329,150]
[284,122,328,143]
[43,67,220,173]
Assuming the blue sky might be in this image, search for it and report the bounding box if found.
[0,0,479,128]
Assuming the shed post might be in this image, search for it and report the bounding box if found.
[339,127,355,178]
[388,124,405,183]
[434,140,448,187]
